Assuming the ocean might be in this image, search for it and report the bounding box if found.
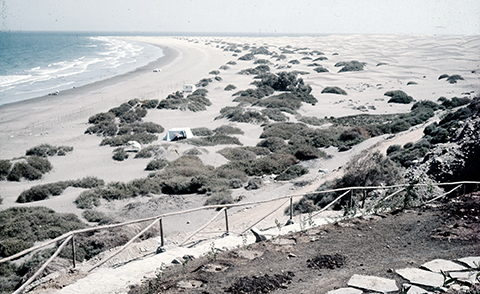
[0,31,164,106]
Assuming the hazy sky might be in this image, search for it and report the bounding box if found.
[2,0,480,35]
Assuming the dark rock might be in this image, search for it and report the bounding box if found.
[250,227,267,243]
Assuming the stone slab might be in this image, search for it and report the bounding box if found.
[403,283,433,294]
[449,271,480,285]
[347,274,398,293]
[326,287,363,294]
[396,268,444,288]
[421,259,467,273]
[457,256,480,268]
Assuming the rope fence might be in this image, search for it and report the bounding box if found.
[2,180,479,293]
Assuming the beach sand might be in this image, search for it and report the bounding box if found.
[1,34,479,292]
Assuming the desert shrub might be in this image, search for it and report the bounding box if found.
[298,116,325,126]
[339,126,370,144]
[385,90,413,104]
[0,238,34,258]
[446,75,464,84]
[438,74,449,80]
[232,86,274,104]
[214,125,244,135]
[254,59,272,65]
[245,154,297,176]
[109,102,132,117]
[26,144,73,157]
[71,176,105,189]
[187,134,242,146]
[407,81,418,85]
[85,121,118,136]
[253,71,309,92]
[0,159,12,180]
[75,190,100,209]
[411,100,443,111]
[438,96,471,109]
[112,148,129,161]
[237,65,270,75]
[128,122,164,134]
[7,162,41,181]
[204,191,233,206]
[224,84,237,91]
[100,133,158,146]
[192,127,213,136]
[289,59,300,64]
[313,67,329,73]
[0,207,85,257]
[142,99,159,109]
[260,122,309,140]
[145,159,169,171]
[261,108,289,122]
[25,156,51,174]
[253,93,301,110]
[321,86,347,95]
[238,53,255,61]
[217,147,257,161]
[293,148,324,160]
[275,165,309,181]
[256,137,287,152]
[376,62,388,67]
[226,61,237,65]
[388,139,431,167]
[209,70,220,75]
[335,60,366,72]
[134,145,163,158]
[196,78,213,88]
[214,76,223,82]
[183,148,203,155]
[82,210,111,223]
[216,107,268,124]
[88,112,115,124]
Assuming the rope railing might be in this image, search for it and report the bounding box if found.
[2,180,479,293]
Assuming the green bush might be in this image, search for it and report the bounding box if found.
[261,108,289,122]
[209,70,220,75]
[224,84,237,91]
[438,96,471,109]
[446,75,464,84]
[275,165,309,181]
[196,78,213,87]
[187,134,242,146]
[335,60,366,72]
[192,127,213,136]
[82,210,112,223]
[385,90,413,104]
[85,121,118,136]
[0,159,12,180]
[134,145,162,158]
[26,144,73,157]
[298,116,325,126]
[388,139,431,167]
[88,112,115,124]
[7,162,43,181]
[226,61,237,65]
[238,53,255,61]
[260,122,309,140]
[214,125,244,135]
[142,99,159,109]
[321,86,347,95]
[237,65,270,75]
[0,207,85,257]
[75,190,101,209]
[100,133,158,146]
[313,67,329,73]
[145,159,168,171]
[256,137,287,152]
[204,191,234,206]
[217,147,257,161]
[112,148,129,161]
[216,107,268,124]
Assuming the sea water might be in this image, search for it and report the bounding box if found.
[0,31,164,106]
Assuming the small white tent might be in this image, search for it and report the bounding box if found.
[163,127,194,141]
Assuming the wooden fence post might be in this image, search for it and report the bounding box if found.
[224,208,229,235]
[71,234,76,268]
[289,197,293,220]
[159,218,164,247]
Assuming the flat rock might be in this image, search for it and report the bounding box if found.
[347,274,398,293]
[403,283,433,294]
[326,287,363,294]
[421,259,467,273]
[449,271,480,285]
[396,268,444,288]
[457,256,480,268]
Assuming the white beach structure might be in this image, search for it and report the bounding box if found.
[183,84,195,94]
[163,127,194,141]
